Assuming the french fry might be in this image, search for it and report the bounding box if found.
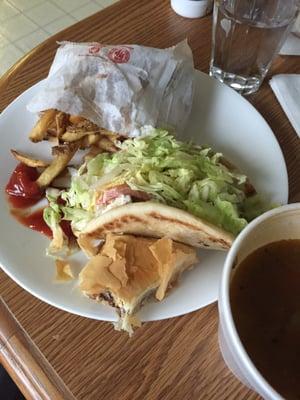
[55,111,69,139]
[47,136,59,143]
[69,115,87,125]
[45,120,59,144]
[69,115,99,131]
[96,136,118,153]
[61,129,100,142]
[81,133,101,148]
[77,120,99,131]
[29,109,57,143]
[36,142,80,188]
[10,149,48,168]
[51,141,80,157]
[99,128,119,139]
[84,145,104,162]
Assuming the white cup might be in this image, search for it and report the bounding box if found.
[171,0,213,18]
[218,203,300,399]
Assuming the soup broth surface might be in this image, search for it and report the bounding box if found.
[230,239,300,400]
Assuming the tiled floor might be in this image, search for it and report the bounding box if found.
[0,0,118,76]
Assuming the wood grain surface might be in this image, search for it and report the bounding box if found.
[0,1,299,399]
[0,297,76,400]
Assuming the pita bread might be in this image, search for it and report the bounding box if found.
[78,201,234,256]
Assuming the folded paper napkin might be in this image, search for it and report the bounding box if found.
[280,33,300,56]
[27,41,195,137]
[280,14,300,55]
[269,74,300,137]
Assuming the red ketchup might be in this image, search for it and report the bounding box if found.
[6,163,43,208]
[60,220,76,241]
[12,208,52,238]
[6,163,75,240]
[6,163,50,237]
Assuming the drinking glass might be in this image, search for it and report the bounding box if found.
[210,0,299,95]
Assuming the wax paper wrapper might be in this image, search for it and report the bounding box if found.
[27,41,195,137]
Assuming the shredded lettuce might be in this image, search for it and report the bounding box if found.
[44,128,273,236]
[43,190,67,257]
[44,188,62,236]
[62,206,93,233]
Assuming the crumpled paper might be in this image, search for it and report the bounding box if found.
[27,41,195,137]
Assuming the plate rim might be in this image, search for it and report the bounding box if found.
[0,70,289,322]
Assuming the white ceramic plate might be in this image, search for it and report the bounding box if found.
[0,71,288,322]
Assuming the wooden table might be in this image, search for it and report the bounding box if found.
[0,1,299,399]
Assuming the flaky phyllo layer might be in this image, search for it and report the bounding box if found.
[78,234,198,335]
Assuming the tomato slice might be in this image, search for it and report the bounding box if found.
[98,184,151,205]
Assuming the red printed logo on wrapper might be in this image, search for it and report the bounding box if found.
[88,44,102,54]
[108,47,131,63]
